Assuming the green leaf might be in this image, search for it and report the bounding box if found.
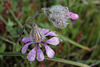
[0,52,91,67]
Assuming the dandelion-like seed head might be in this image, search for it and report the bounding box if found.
[42,5,70,28]
[42,5,79,28]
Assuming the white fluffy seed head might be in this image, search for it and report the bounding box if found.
[42,5,70,28]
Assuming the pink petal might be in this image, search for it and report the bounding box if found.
[70,12,79,20]
[41,28,49,34]
[44,44,55,58]
[45,31,58,36]
[37,45,45,61]
[21,42,33,54]
[27,45,37,61]
[22,37,32,43]
[45,37,59,45]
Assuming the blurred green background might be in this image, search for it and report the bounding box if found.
[0,0,100,67]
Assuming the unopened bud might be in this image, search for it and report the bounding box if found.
[70,12,79,20]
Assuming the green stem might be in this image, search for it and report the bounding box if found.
[58,34,91,51]
[26,10,42,23]
[45,57,91,67]
[79,60,100,63]
[0,52,91,67]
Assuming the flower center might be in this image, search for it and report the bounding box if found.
[30,24,45,43]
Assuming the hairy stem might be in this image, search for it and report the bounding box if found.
[10,9,42,51]
[14,22,36,51]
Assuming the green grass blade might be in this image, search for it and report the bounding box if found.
[0,52,91,67]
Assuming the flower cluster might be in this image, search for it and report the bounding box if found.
[21,5,79,62]
[42,5,79,28]
[21,24,59,61]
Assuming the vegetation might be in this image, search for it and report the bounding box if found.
[0,0,100,67]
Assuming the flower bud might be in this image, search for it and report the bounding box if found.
[70,12,79,20]
[30,24,45,43]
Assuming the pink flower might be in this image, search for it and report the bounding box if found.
[21,28,59,62]
[70,12,79,20]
